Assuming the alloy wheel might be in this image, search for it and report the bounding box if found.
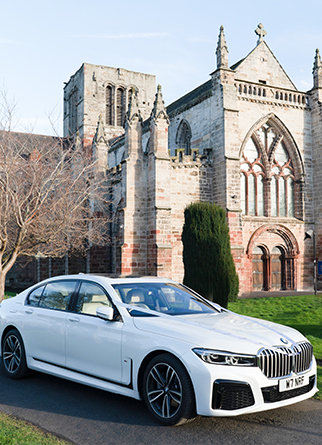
[146,362,183,419]
[3,334,22,374]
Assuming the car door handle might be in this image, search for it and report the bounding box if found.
[25,309,34,314]
[69,316,80,323]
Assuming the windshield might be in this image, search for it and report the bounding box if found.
[112,282,218,315]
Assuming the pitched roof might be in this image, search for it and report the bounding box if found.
[0,130,69,157]
[166,80,212,117]
[231,41,297,90]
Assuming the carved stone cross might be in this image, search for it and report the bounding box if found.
[255,23,267,44]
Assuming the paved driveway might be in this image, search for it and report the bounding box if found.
[0,368,321,445]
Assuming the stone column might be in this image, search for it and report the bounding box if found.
[147,85,172,277]
[118,89,147,275]
[212,26,243,287]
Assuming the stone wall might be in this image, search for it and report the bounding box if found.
[64,63,156,148]
[57,27,320,296]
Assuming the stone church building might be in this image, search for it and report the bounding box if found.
[10,23,322,295]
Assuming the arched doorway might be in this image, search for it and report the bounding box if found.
[271,246,285,290]
[247,224,299,292]
[252,246,268,291]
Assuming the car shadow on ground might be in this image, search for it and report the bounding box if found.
[0,364,321,445]
[0,365,156,426]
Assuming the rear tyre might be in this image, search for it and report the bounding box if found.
[143,353,196,426]
[2,329,29,379]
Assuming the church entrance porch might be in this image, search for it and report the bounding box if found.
[247,225,299,292]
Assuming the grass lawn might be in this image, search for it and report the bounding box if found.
[229,294,322,400]
[0,413,71,444]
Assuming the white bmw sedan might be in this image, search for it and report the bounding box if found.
[0,275,317,425]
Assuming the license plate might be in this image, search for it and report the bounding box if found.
[279,374,309,392]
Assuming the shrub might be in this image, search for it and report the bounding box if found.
[182,202,239,307]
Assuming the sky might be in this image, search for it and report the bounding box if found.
[1,0,322,136]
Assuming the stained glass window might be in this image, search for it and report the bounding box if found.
[241,123,295,218]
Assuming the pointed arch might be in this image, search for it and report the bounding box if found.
[175,119,192,155]
[239,113,304,180]
[240,114,304,218]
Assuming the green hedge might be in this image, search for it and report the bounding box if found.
[182,202,239,307]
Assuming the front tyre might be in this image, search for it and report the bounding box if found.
[143,353,196,426]
[2,329,29,379]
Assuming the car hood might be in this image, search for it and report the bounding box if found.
[132,310,307,354]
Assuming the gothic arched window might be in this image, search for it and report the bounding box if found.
[116,87,124,127]
[241,122,295,218]
[68,87,78,134]
[106,85,113,126]
[176,120,192,155]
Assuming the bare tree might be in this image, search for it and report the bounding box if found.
[0,99,110,301]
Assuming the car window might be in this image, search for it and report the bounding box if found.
[37,281,78,311]
[27,285,45,307]
[112,282,217,315]
[76,282,112,315]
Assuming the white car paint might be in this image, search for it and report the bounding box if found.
[0,274,318,424]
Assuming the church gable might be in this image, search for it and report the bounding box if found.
[232,39,296,90]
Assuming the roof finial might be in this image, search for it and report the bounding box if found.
[216,25,229,68]
[255,23,267,44]
[313,48,322,72]
[151,84,169,123]
[313,48,322,88]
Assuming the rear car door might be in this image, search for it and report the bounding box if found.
[23,280,78,367]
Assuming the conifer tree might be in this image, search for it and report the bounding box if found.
[182,202,239,307]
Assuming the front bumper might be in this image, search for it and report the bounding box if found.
[184,353,318,417]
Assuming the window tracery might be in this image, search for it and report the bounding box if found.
[241,122,295,218]
[270,141,294,217]
[240,138,265,216]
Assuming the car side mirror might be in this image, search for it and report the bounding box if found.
[96,306,115,321]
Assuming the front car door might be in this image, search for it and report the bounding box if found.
[65,281,124,384]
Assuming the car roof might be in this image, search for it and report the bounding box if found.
[33,274,174,287]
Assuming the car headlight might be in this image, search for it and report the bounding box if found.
[192,348,257,366]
